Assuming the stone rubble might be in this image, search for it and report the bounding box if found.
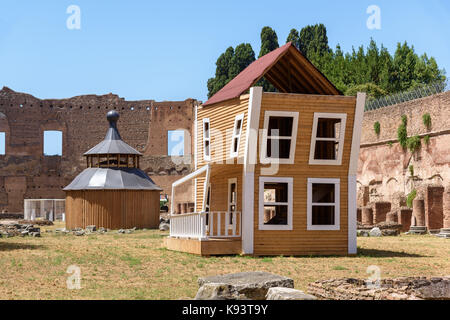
[307,277,450,300]
[266,287,317,300]
[159,218,170,231]
[369,227,382,237]
[195,272,295,300]
[0,223,41,238]
[118,227,136,234]
[357,221,403,237]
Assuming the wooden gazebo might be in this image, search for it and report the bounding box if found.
[63,111,161,230]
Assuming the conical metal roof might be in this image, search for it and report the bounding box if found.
[63,167,162,191]
[84,110,142,156]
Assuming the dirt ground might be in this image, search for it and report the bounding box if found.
[0,221,449,299]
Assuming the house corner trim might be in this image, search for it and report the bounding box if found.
[242,86,262,254]
[348,92,366,254]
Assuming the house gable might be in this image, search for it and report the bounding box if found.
[203,42,342,107]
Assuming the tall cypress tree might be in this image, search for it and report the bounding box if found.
[207,46,234,98]
[286,29,300,49]
[257,26,279,92]
[207,44,255,98]
[228,43,255,80]
[259,26,279,57]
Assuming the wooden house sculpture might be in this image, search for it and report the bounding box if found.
[64,111,162,230]
[165,42,366,256]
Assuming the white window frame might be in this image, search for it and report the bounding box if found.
[230,113,244,158]
[202,118,211,161]
[228,178,237,226]
[309,113,347,165]
[258,176,293,231]
[307,178,340,231]
[260,111,299,165]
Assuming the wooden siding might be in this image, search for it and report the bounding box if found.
[195,96,249,211]
[253,92,357,255]
[193,164,244,233]
[164,237,242,256]
[65,190,160,230]
[209,165,243,236]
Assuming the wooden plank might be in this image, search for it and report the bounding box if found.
[164,237,242,256]
[65,190,160,230]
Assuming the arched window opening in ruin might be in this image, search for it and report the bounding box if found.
[0,132,5,155]
[43,130,63,156]
[168,130,184,156]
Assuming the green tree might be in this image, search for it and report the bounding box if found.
[207,46,234,98]
[286,28,300,49]
[259,26,279,58]
[228,43,255,80]
[299,24,331,70]
[207,24,446,98]
[207,44,255,98]
[257,26,279,92]
[345,83,387,100]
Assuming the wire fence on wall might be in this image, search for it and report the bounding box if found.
[365,80,449,111]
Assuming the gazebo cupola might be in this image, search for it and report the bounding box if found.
[84,110,142,170]
[63,111,161,230]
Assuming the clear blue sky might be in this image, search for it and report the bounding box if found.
[0,0,449,103]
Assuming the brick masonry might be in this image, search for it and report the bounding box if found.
[425,185,444,230]
[358,91,450,230]
[0,87,198,212]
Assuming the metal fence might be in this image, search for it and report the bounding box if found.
[24,199,65,221]
[365,80,449,111]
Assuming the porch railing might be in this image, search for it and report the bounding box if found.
[169,211,241,240]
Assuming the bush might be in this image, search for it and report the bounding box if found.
[387,141,393,147]
[374,121,380,135]
[409,165,414,177]
[401,115,408,126]
[422,113,431,129]
[406,189,417,208]
[397,123,408,149]
[406,135,421,153]
[424,135,430,145]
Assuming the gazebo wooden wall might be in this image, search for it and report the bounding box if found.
[65,190,160,229]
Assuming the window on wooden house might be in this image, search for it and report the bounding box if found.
[307,178,340,230]
[230,114,244,158]
[261,111,299,164]
[228,178,237,224]
[259,177,293,230]
[309,113,347,165]
[0,132,5,155]
[43,130,62,156]
[203,118,211,161]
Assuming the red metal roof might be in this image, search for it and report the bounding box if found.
[203,42,340,106]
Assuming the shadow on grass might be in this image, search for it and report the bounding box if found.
[357,248,427,258]
[0,242,44,251]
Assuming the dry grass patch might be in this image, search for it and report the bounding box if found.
[0,222,448,299]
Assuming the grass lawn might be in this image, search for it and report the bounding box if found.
[0,222,449,299]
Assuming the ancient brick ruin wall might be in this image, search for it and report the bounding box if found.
[358,91,450,230]
[0,87,197,213]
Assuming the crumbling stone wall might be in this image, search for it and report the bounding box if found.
[358,91,450,229]
[0,87,197,212]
